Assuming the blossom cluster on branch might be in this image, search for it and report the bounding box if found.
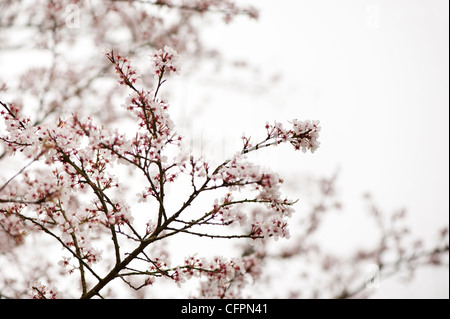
[0,44,322,298]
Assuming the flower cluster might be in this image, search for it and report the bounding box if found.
[193,154,295,241]
[250,212,290,240]
[58,256,75,274]
[0,102,33,156]
[0,101,131,272]
[152,45,180,77]
[264,119,321,153]
[30,281,58,299]
[106,52,138,87]
[145,254,254,298]
[195,252,264,298]
[213,155,284,199]
[123,91,178,144]
[211,194,247,226]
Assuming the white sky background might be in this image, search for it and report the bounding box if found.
[170,0,449,298]
[0,0,448,298]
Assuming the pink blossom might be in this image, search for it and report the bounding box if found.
[152,45,180,78]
